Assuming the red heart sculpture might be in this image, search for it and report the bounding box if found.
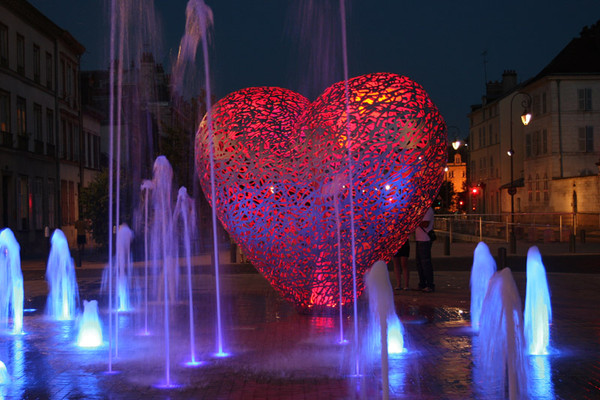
[196,73,446,313]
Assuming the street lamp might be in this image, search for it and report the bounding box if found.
[508,92,532,253]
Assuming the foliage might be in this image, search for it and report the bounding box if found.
[437,180,456,213]
[79,168,131,248]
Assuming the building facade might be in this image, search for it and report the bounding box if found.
[0,0,100,254]
[468,21,600,224]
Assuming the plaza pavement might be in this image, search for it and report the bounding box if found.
[7,238,600,399]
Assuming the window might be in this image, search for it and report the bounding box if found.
[0,90,9,133]
[0,23,8,67]
[46,109,54,145]
[542,129,548,154]
[16,96,26,135]
[533,130,540,156]
[33,177,43,230]
[33,104,42,140]
[68,181,75,224]
[543,174,549,202]
[490,156,494,177]
[454,154,461,164]
[46,52,53,89]
[489,124,493,145]
[60,59,66,98]
[527,175,533,201]
[66,63,73,98]
[542,92,547,114]
[33,44,40,83]
[535,174,540,202]
[16,33,24,75]
[533,95,540,116]
[48,179,55,228]
[578,88,592,111]
[93,135,100,169]
[17,176,29,230]
[33,104,42,154]
[72,123,79,162]
[578,126,594,152]
[61,118,67,159]
[525,134,531,157]
[61,180,68,224]
[482,126,486,147]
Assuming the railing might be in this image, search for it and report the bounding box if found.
[0,131,12,147]
[435,212,600,243]
[16,135,28,151]
[34,139,44,155]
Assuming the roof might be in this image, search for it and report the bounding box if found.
[532,20,600,81]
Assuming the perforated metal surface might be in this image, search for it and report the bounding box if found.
[195,73,446,312]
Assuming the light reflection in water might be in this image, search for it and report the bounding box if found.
[528,355,554,400]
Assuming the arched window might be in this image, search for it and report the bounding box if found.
[454,154,462,164]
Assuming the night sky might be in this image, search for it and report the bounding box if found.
[28,0,600,138]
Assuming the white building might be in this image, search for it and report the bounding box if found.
[469,21,600,229]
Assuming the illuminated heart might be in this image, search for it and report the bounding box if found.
[195,73,446,313]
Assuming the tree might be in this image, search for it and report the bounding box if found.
[437,180,456,213]
[79,168,131,248]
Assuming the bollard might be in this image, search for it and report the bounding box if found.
[580,229,586,244]
[230,240,237,263]
[444,233,450,256]
[509,231,517,254]
[498,247,507,269]
[569,233,576,253]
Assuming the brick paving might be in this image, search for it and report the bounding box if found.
[2,241,600,399]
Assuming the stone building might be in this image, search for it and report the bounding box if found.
[0,0,101,254]
[468,20,600,229]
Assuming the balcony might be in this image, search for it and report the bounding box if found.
[16,135,29,151]
[34,139,44,155]
[0,131,12,147]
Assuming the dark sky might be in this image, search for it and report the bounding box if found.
[29,0,599,138]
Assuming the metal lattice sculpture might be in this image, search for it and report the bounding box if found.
[195,72,446,313]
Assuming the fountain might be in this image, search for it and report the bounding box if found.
[469,242,496,332]
[0,228,24,335]
[45,229,79,321]
[0,361,9,384]
[115,224,135,312]
[364,260,406,400]
[76,300,103,348]
[524,246,552,355]
[173,187,202,366]
[478,267,527,400]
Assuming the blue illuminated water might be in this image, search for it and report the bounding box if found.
[174,186,200,365]
[76,300,103,348]
[524,246,552,355]
[115,224,135,312]
[364,260,406,399]
[478,268,527,400]
[470,242,496,332]
[45,229,79,321]
[0,228,24,335]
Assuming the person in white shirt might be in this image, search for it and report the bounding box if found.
[415,207,435,292]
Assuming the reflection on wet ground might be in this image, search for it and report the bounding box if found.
[1,271,599,399]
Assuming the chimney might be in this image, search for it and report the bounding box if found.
[502,70,517,92]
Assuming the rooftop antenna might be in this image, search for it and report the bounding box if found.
[482,49,488,88]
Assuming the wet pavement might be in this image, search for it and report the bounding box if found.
[4,240,600,399]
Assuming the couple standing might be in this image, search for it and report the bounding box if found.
[392,207,435,293]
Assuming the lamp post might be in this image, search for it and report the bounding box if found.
[508,92,532,253]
